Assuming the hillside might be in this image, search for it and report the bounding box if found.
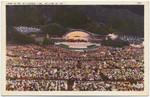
[6,5,144,44]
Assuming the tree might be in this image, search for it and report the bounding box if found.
[42,38,54,45]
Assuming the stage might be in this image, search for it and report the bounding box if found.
[55,42,101,51]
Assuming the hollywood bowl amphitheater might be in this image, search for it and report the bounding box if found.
[55,29,101,51]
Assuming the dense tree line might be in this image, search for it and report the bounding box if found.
[101,39,129,47]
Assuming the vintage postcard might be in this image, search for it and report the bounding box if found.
[1,1,149,96]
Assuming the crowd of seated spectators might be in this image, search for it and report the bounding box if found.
[6,44,144,91]
[6,79,67,91]
[72,81,144,91]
